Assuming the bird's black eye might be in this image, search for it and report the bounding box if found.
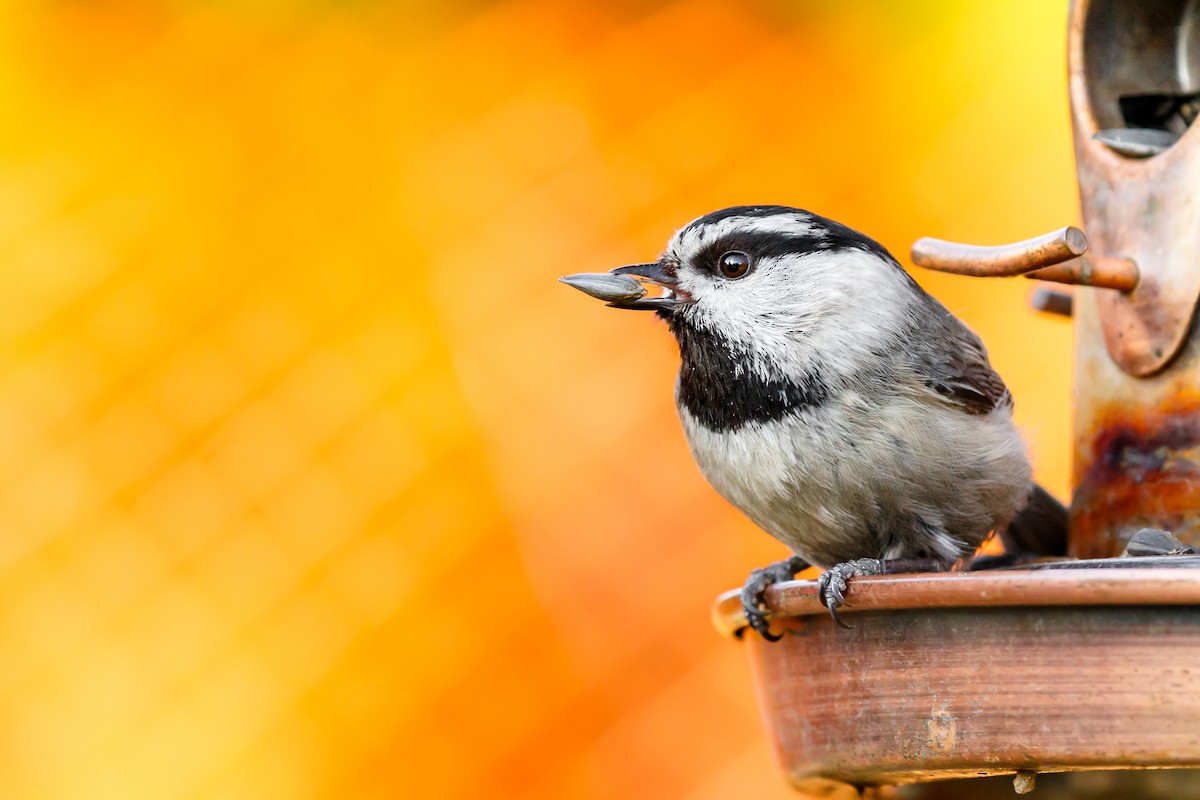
[718,251,751,279]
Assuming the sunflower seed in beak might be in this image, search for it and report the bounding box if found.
[559,272,648,303]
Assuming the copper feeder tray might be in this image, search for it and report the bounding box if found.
[712,566,1200,791]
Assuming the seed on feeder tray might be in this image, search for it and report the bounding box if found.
[1123,528,1197,557]
[559,272,647,303]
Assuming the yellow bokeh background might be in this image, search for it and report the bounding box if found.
[0,1,1075,798]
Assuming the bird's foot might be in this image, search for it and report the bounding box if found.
[740,555,808,641]
[817,557,947,628]
[816,558,888,629]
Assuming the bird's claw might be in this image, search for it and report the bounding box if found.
[817,558,886,629]
[739,555,807,641]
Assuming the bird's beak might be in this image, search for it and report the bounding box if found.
[559,261,688,311]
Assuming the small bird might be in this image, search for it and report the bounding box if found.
[561,205,1066,638]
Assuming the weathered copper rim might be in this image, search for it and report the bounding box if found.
[712,567,1200,638]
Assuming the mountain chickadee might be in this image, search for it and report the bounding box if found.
[561,205,1066,638]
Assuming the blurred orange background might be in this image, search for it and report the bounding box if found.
[0,1,1076,798]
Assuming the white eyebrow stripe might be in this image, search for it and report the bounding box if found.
[672,214,824,252]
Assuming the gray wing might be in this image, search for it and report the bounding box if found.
[905,297,1011,415]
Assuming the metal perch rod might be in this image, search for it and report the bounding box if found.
[911,226,1139,291]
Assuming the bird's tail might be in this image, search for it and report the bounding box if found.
[1000,483,1068,557]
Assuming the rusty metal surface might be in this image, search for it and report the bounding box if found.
[1069,0,1200,556]
[1071,388,1200,556]
[720,588,1200,787]
[1070,0,1200,377]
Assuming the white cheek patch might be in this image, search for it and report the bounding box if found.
[677,250,914,384]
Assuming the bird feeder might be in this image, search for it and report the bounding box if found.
[713,1,1200,794]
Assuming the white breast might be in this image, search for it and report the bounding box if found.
[677,393,1031,568]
